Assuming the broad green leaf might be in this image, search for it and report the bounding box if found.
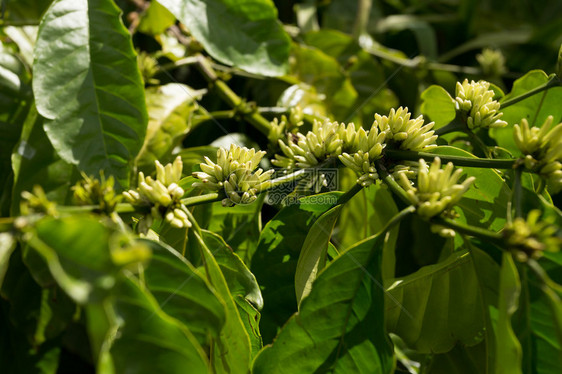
[27,215,118,304]
[10,104,76,215]
[196,231,252,374]
[494,253,522,374]
[251,192,342,343]
[136,83,203,173]
[420,85,456,129]
[93,275,209,373]
[375,15,438,59]
[386,249,486,353]
[33,0,148,188]
[253,234,394,374]
[157,0,291,76]
[201,230,263,310]
[295,205,342,307]
[490,70,562,155]
[0,233,16,289]
[137,0,176,36]
[200,229,263,357]
[138,238,226,347]
[429,146,511,232]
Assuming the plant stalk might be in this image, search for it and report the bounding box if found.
[500,75,561,109]
[385,149,516,169]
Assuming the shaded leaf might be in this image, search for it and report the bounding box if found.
[33,0,148,188]
[157,0,291,76]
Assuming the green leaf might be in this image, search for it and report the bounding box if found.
[295,205,342,307]
[253,234,394,374]
[494,253,522,374]
[157,0,291,76]
[27,215,118,304]
[196,231,252,374]
[90,275,209,373]
[136,83,203,173]
[420,85,456,129]
[138,238,226,347]
[201,230,263,310]
[375,15,438,59]
[251,192,342,343]
[490,70,562,155]
[0,233,16,289]
[33,0,148,188]
[137,0,176,36]
[386,249,486,353]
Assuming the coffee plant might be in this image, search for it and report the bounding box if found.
[1,0,562,373]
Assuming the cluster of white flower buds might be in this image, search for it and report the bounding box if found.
[339,126,387,186]
[476,48,507,77]
[268,106,304,143]
[397,157,475,219]
[374,107,437,151]
[454,79,507,130]
[503,210,561,261]
[123,156,191,232]
[192,144,274,206]
[273,120,348,169]
[513,115,562,192]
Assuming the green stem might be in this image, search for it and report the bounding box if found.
[181,192,223,207]
[157,56,199,72]
[195,55,271,136]
[352,0,372,40]
[336,183,364,206]
[385,149,516,169]
[375,160,412,206]
[432,217,504,245]
[500,75,561,109]
[467,130,492,158]
[379,205,416,235]
[434,116,467,136]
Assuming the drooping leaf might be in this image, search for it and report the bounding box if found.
[251,192,342,343]
[196,231,252,374]
[89,275,210,373]
[33,0,148,188]
[157,0,291,76]
[138,238,226,347]
[420,85,456,129]
[136,83,203,173]
[27,215,118,304]
[490,70,562,155]
[385,249,486,353]
[295,205,342,307]
[253,234,394,374]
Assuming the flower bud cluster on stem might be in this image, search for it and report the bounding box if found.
[123,156,191,233]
